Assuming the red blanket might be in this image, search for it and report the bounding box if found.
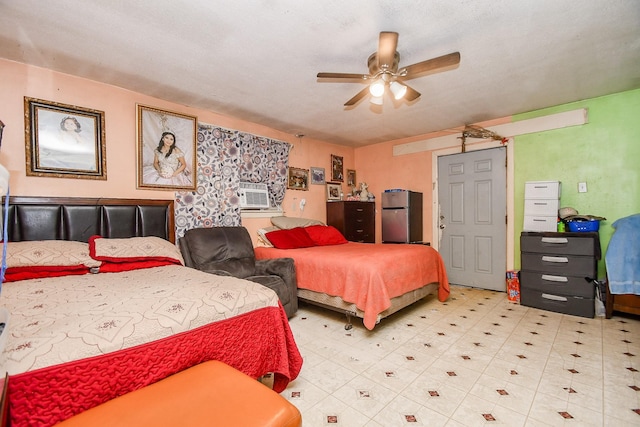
[256,242,450,329]
[7,304,302,427]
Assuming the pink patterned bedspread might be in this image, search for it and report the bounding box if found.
[1,265,302,427]
[255,242,450,329]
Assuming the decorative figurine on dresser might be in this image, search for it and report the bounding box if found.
[520,231,600,318]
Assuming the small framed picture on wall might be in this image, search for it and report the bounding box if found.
[326,182,341,201]
[346,169,356,187]
[331,154,343,182]
[310,167,326,185]
[287,167,309,190]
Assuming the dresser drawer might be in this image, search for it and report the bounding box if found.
[520,288,594,318]
[521,234,596,256]
[520,253,596,276]
[523,199,559,216]
[343,203,373,219]
[345,227,373,242]
[519,271,594,298]
[524,181,561,199]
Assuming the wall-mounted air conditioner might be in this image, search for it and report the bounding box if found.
[239,182,270,209]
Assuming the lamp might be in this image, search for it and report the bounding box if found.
[369,80,385,97]
[389,81,407,100]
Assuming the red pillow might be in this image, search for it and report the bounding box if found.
[304,225,348,246]
[264,227,316,249]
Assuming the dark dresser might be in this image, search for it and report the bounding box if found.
[326,201,375,243]
[520,231,599,318]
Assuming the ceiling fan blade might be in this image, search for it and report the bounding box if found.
[344,87,370,106]
[377,31,398,70]
[317,72,368,81]
[402,52,461,80]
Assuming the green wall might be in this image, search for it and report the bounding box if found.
[513,88,640,276]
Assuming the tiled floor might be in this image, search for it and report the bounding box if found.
[283,285,640,426]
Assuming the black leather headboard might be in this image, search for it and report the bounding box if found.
[3,197,175,243]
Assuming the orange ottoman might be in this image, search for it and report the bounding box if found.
[55,361,301,427]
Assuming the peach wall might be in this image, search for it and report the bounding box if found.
[0,59,353,243]
[355,118,510,244]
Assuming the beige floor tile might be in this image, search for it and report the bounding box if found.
[286,285,640,426]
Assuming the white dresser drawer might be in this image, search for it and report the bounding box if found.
[523,215,557,232]
[524,181,561,199]
[524,199,559,216]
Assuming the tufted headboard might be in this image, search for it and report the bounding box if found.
[3,196,176,243]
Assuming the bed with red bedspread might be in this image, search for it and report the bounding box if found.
[0,197,302,427]
[255,224,450,330]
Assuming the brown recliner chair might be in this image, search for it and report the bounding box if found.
[179,226,298,318]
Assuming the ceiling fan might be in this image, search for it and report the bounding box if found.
[317,31,460,107]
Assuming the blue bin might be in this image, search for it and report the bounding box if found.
[567,219,600,232]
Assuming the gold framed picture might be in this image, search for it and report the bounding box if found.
[137,104,197,191]
[346,169,356,187]
[287,167,309,190]
[24,97,106,180]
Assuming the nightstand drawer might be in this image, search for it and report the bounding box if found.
[519,271,595,298]
[520,288,594,318]
[521,234,597,256]
[521,253,596,276]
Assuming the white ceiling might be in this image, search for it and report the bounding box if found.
[1,1,639,147]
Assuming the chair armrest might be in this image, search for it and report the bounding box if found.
[256,258,296,284]
[256,258,298,313]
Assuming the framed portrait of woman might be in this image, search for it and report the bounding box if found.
[24,97,106,179]
[137,105,197,191]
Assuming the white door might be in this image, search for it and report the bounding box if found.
[438,147,506,291]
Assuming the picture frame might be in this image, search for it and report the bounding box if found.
[331,154,344,182]
[287,167,309,190]
[24,97,106,180]
[326,182,342,201]
[137,104,197,191]
[346,169,356,187]
[310,167,326,185]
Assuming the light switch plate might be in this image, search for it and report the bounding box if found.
[578,182,587,193]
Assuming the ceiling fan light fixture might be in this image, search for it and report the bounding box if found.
[389,81,407,100]
[370,95,383,105]
[369,80,385,97]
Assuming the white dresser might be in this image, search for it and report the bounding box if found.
[523,181,561,232]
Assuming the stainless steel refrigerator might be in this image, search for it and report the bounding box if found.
[381,190,423,243]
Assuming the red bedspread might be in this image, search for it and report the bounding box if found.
[255,242,450,329]
[7,304,302,427]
